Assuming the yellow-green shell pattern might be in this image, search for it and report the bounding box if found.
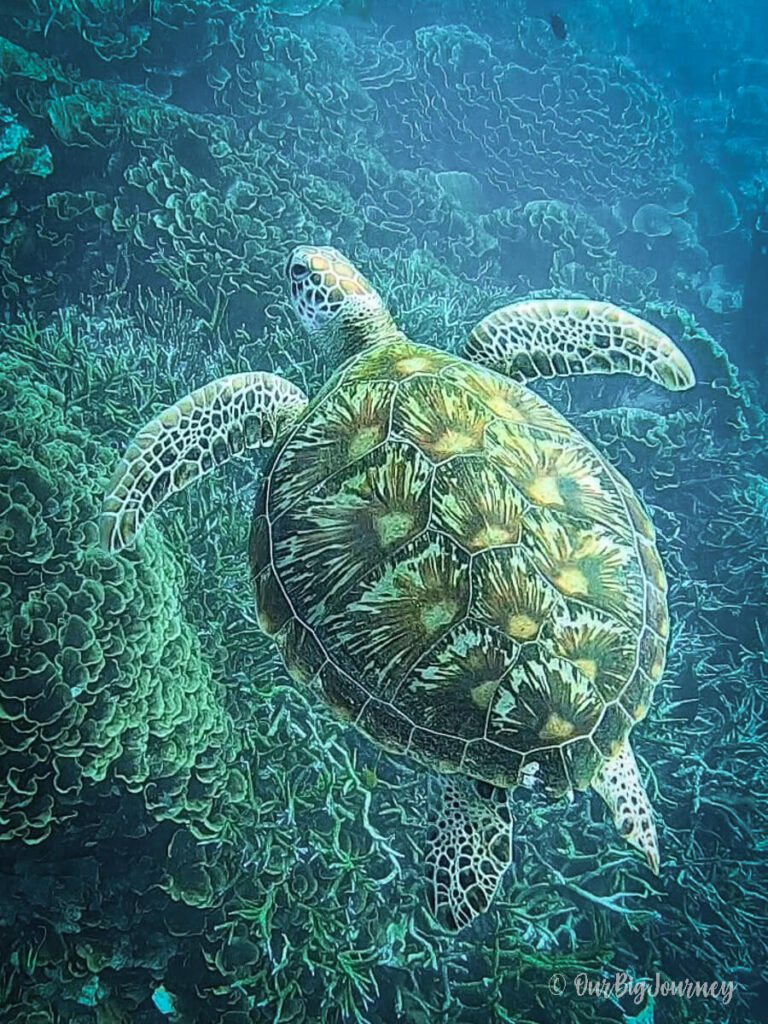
[250,339,668,796]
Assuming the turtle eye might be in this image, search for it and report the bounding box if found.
[289,260,308,281]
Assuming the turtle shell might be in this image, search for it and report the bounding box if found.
[250,338,668,797]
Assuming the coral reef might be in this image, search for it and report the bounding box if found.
[0,99,51,301]
[0,4,712,323]
[0,339,233,844]
[0,1,766,1022]
[2,247,765,1024]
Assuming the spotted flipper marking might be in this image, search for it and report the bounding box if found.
[100,372,308,553]
[425,776,513,931]
[466,299,695,391]
[592,740,659,873]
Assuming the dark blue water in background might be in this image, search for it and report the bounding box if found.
[0,2,766,1023]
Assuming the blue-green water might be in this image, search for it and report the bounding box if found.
[0,2,766,1022]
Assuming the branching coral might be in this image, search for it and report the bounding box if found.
[0,3,765,1023]
[3,260,762,1024]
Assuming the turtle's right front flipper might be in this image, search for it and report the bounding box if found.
[465,299,695,391]
[100,372,308,554]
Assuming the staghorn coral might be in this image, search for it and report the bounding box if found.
[0,2,766,1022]
[3,263,764,1024]
[0,290,620,1024]
[0,293,766,1024]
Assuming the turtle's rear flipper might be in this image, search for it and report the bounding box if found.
[425,775,513,931]
[100,372,308,554]
[465,299,695,391]
[592,740,659,874]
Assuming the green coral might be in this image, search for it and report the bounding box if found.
[0,105,51,178]
[9,1,151,62]
[1,184,766,1024]
[0,343,231,844]
[0,36,60,82]
[0,96,53,301]
[0,3,766,1022]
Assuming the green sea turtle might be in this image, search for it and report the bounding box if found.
[101,246,694,930]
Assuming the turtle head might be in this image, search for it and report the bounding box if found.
[286,245,400,362]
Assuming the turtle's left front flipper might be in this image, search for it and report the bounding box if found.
[465,299,695,391]
[101,372,308,554]
[425,775,513,931]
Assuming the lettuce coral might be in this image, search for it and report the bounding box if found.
[0,344,231,844]
[0,15,694,322]
[0,3,766,1023]
[0,105,51,179]
[0,103,52,302]
[362,21,679,205]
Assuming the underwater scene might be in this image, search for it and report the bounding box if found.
[1,0,767,1021]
